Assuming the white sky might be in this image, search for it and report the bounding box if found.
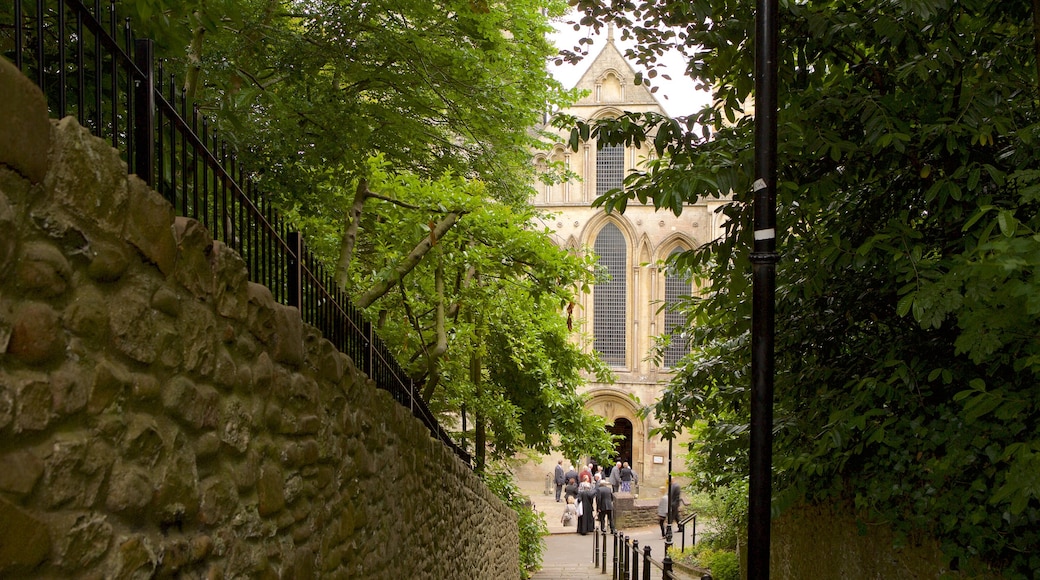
[546,13,712,118]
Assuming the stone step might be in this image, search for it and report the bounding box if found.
[529,562,607,579]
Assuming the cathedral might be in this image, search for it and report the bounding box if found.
[518,30,729,490]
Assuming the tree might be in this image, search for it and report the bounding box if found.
[109,0,616,464]
[563,0,1040,574]
[339,156,615,464]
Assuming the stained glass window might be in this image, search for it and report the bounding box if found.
[663,249,691,367]
[593,223,627,366]
[596,143,624,197]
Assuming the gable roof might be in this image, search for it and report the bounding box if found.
[569,32,665,112]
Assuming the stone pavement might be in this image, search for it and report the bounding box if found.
[518,478,701,579]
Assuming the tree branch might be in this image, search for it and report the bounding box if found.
[355,211,463,308]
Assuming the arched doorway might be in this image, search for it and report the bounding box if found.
[606,418,633,466]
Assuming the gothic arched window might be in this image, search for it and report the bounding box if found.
[593,223,627,366]
[596,143,624,197]
[663,248,691,367]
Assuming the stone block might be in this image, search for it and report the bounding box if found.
[16,240,71,298]
[0,57,51,184]
[89,356,132,414]
[105,462,154,514]
[114,535,157,579]
[124,175,176,275]
[0,495,51,574]
[56,513,113,570]
[7,301,65,366]
[45,116,129,234]
[270,303,305,367]
[211,240,249,320]
[257,463,286,517]
[85,239,131,283]
[12,371,53,432]
[172,217,215,299]
[0,448,45,496]
[0,188,21,280]
[63,283,110,342]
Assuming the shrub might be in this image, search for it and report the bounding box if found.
[701,479,748,551]
[704,550,739,580]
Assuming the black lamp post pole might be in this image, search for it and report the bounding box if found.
[749,0,780,575]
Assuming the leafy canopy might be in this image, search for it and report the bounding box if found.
[113,0,617,464]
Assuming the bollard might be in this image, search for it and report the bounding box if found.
[612,531,619,580]
[663,533,674,580]
[701,574,714,580]
[594,525,600,566]
[642,544,651,580]
[631,539,639,580]
[602,528,608,574]
[623,535,630,580]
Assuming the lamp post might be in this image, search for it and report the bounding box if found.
[750,0,779,575]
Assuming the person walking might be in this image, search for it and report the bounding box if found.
[609,461,622,492]
[576,477,596,535]
[669,480,684,524]
[564,464,578,489]
[595,479,616,533]
[656,487,669,538]
[553,460,566,502]
[564,477,579,503]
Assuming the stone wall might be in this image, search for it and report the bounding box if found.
[0,57,518,579]
[770,503,1000,579]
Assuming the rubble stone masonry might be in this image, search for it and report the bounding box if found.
[0,57,518,579]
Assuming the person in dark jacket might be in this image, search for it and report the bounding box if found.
[668,481,683,524]
[564,477,579,503]
[576,482,597,535]
[595,479,616,533]
[564,465,578,489]
[554,460,566,502]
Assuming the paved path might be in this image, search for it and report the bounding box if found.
[518,479,700,579]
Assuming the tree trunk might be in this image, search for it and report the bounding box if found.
[336,178,369,288]
[421,259,449,401]
[183,10,205,102]
[471,305,485,473]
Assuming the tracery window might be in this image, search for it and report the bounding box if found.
[663,248,691,367]
[593,223,627,366]
[596,143,624,198]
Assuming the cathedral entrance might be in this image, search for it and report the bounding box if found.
[606,418,633,466]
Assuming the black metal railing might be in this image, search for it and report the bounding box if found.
[2,0,470,466]
[592,528,717,580]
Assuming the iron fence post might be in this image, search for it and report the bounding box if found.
[286,232,302,310]
[594,524,600,566]
[642,544,651,580]
[133,38,154,186]
[631,539,639,580]
[663,534,673,580]
[612,531,619,580]
[623,535,630,579]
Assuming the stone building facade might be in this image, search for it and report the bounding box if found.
[519,34,729,490]
[0,57,518,579]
